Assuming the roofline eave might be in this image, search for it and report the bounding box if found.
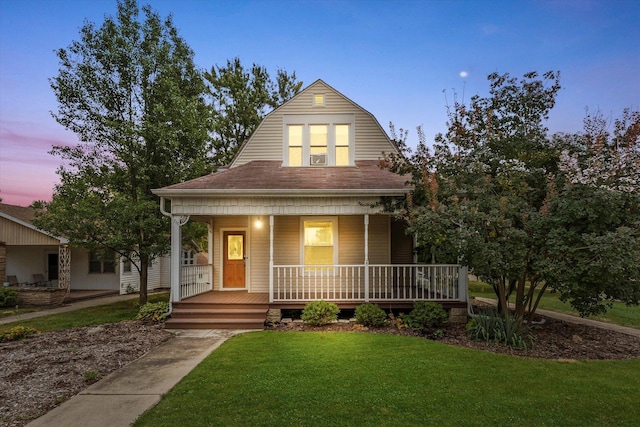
[152,188,411,198]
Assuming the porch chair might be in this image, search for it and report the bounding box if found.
[31,274,52,287]
[7,275,26,286]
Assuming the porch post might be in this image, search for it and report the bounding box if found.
[58,244,71,292]
[170,215,189,304]
[269,215,274,303]
[364,214,369,302]
[458,265,468,302]
[413,233,418,264]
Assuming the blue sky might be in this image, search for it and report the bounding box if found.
[1,0,639,206]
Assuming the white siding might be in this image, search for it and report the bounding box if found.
[233,80,397,166]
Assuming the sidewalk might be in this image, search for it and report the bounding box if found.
[26,328,253,427]
[474,297,640,338]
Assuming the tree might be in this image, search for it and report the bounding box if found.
[205,57,302,165]
[33,0,212,305]
[543,109,640,315]
[386,72,639,321]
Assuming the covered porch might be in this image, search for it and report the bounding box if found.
[156,191,469,328]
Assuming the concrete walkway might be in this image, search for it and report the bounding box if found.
[27,329,254,427]
[2,294,258,427]
[475,297,640,338]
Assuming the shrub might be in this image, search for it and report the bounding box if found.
[467,309,535,349]
[301,300,340,326]
[0,287,19,307]
[355,303,387,327]
[404,301,448,329]
[0,325,39,342]
[135,301,170,322]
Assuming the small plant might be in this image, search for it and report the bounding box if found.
[0,325,39,342]
[135,301,170,322]
[301,300,340,326]
[0,287,19,307]
[404,301,448,329]
[84,367,100,383]
[355,303,387,327]
[467,309,535,349]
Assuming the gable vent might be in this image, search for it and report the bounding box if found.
[310,153,327,166]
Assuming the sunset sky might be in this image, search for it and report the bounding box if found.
[1,0,639,206]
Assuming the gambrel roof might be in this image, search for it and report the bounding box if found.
[154,79,410,198]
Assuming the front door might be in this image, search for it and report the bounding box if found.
[223,231,246,288]
[48,253,59,281]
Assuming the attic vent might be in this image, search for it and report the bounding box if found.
[313,94,325,106]
[310,153,327,166]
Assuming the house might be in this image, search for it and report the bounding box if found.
[0,203,169,296]
[153,80,468,328]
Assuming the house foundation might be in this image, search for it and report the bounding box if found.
[448,307,468,324]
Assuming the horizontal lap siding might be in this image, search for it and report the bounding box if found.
[250,216,269,293]
[273,216,300,265]
[338,216,364,264]
[368,215,390,264]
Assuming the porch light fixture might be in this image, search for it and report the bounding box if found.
[255,216,263,229]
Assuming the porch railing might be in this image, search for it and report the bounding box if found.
[272,264,467,303]
[180,265,211,299]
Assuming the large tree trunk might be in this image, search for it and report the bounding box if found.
[138,254,149,305]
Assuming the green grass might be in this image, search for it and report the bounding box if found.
[0,292,169,333]
[469,281,640,329]
[135,331,640,427]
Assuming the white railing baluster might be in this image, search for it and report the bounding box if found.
[269,264,464,303]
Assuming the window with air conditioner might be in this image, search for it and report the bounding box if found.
[284,114,354,167]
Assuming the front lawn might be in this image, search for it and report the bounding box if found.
[469,281,640,329]
[0,291,169,333]
[135,331,640,427]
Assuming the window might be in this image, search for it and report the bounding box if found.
[335,124,350,166]
[182,250,195,265]
[288,125,303,167]
[302,217,338,269]
[284,114,354,167]
[122,260,132,273]
[89,251,116,274]
[309,124,327,164]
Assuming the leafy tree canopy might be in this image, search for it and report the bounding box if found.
[385,71,639,320]
[205,57,302,165]
[34,0,212,304]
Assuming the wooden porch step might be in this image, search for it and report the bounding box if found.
[170,307,267,320]
[167,300,269,329]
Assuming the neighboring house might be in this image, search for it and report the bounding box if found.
[0,203,169,294]
[153,79,468,328]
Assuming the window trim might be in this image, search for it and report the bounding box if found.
[300,216,339,271]
[283,114,354,167]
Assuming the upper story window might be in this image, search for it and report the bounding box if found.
[284,114,354,167]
